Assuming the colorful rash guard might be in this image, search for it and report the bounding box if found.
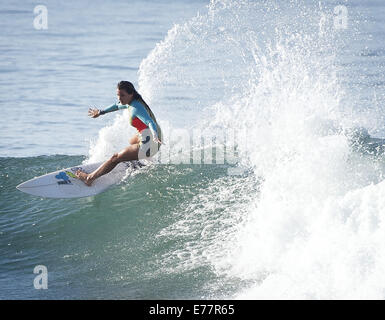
[100,99,160,140]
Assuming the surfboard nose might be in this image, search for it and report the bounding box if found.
[16,181,29,190]
[16,178,39,189]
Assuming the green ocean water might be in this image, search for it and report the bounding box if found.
[0,155,254,299]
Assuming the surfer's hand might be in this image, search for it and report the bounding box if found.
[153,137,164,145]
[88,108,101,118]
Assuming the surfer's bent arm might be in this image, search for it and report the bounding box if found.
[132,108,159,140]
[147,119,159,140]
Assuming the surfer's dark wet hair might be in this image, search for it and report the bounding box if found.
[117,81,140,99]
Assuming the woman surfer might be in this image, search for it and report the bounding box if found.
[75,81,162,186]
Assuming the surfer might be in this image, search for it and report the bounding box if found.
[75,81,162,186]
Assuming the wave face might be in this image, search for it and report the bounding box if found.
[2,0,385,299]
[134,0,385,299]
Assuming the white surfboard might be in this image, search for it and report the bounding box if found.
[16,160,149,199]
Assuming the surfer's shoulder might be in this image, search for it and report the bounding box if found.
[130,99,144,109]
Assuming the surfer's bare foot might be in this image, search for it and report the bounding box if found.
[75,170,93,186]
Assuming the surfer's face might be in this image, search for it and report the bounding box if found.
[117,89,133,105]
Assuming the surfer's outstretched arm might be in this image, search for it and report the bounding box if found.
[89,103,130,118]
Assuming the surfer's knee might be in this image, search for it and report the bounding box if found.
[111,152,130,164]
[109,153,119,164]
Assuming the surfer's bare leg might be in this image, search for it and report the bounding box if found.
[76,143,140,186]
[129,133,140,145]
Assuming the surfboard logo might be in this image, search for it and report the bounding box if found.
[65,170,77,179]
[55,172,72,185]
